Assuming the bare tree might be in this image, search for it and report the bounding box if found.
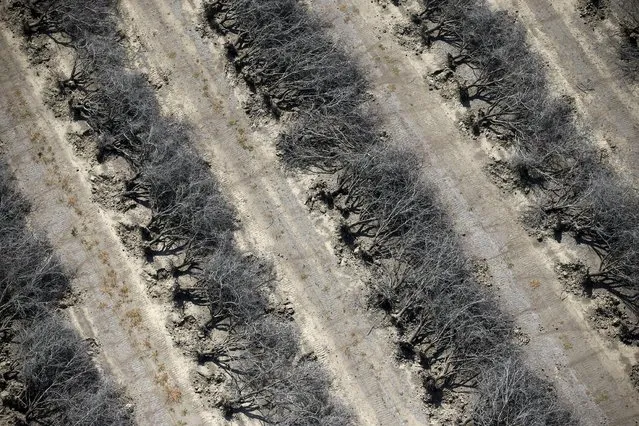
[54,31,124,95]
[569,176,639,309]
[277,107,378,172]
[19,315,132,425]
[612,0,639,33]
[16,0,115,45]
[330,145,434,259]
[473,357,576,426]
[196,315,351,424]
[63,383,132,426]
[177,245,271,332]
[415,0,478,46]
[73,69,158,162]
[127,127,237,270]
[611,0,639,79]
[433,8,550,138]
[205,0,367,113]
[0,164,69,330]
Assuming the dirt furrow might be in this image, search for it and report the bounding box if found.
[306,1,639,425]
[0,26,217,426]
[117,0,432,424]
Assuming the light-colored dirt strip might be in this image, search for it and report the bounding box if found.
[0,26,218,426]
[489,0,639,182]
[305,1,639,425]
[118,0,432,424]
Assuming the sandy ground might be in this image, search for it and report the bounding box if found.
[0,26,219,426]
[488,0,639,183]
[304,1,639,425]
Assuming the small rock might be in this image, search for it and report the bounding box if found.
[0,390,10,400]
[197,365,212,379]
[71,120,93,136]
[170,312,185,326]
[142,264,157,279]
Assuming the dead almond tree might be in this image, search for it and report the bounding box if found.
[374,244,511,396]
[195,310,352,424]
[512,97,596,192]
[177,245,271,332]
[453,10,539,103]
[612,0,639,33]
[206,0,367,113]
[611,0,639,79]
[437,7,516,72]
[277,108,379,172]
[415,0,478,46]
[74,70,158,162]
[54,31,124,95]
[0,165,69,331]
[420,2,551,140]
[62,383,132,426]
[266,361,352,426]
[566,176,639,311]
[129,134,237,271]
[206,318,302,419]
[472,357,576,426]
[331,145,429,258]
[461,25,548,138]
[19,315,131,425]
[16,0,115,45]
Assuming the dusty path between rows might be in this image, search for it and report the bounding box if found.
[309,1,639,425]
[0,26,218,426]
[489,0,639,182]
[118,0,431,424]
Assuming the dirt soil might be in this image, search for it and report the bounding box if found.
[0,26,220,426]
[487,0,639,183]
[305,0,639,425]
